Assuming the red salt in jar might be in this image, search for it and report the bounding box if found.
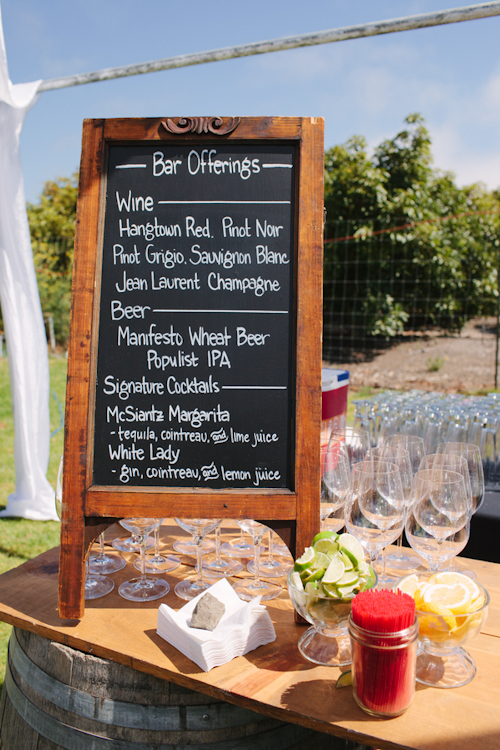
[348,589,418,718]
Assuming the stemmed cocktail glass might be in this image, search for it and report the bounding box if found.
[233,520,282,601]
[174,518,222,600]
[134,525,181,574]
[118,518,170,601]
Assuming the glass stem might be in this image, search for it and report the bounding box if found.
[139,534,147,585]
[253,536,263,584]
[267,530,274,562]
[195,534,204,586]
[154,527,160,557]
[99,532,105,560]
[214,525,222,563]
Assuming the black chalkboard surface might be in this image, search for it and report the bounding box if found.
[93,143,296,490]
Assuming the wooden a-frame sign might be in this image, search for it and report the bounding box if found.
[59,116,324,619]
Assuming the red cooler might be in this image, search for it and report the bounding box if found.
[321,368,349,450]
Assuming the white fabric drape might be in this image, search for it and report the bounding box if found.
[0,6,58,520]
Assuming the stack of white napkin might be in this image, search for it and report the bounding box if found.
[156,578,276,671]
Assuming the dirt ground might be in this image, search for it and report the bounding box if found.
[328,317,499,394]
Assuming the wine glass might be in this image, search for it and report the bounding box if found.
[201,523,244,578]
[134,525,181,574]
[232,520,282,601]
[328,425,370,468]
[174,518,222,600]
[405,469,469,573]
[89,532,126,575]
[118,518,170,601]
[368,445,419,573]
[437,443,485,513]
[247,530,293,578]
[345,460,405,586]
[173,529,216,556]
[321,438,350,531]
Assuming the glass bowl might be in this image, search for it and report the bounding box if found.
[395,574,489,688]
[287,568,377,667]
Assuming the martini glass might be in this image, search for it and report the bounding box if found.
[85,556,114,599]
[220,526,255,558]
[134,525,181,574]
[202,524,244,578]
[233,520,282,601]
[118,518,170,601]
[89,533,126,575]
[247,530,292,578]
[174,518,222,600]
[112,531,154,553]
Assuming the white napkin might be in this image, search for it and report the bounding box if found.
[157,578,276,671]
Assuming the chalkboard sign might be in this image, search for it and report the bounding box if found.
[59,117,324,619]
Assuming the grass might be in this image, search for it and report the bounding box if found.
[0,354,66,690]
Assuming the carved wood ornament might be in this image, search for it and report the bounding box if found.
[161,117,241,135]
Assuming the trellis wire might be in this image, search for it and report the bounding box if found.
[322,214,500,369]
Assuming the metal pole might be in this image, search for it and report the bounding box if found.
[37,2,500,92]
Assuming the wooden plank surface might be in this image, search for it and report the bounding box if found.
[0,521,499,750]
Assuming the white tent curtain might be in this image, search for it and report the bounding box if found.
[0,6,58,521]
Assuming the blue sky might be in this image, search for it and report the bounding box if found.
[1,0,499,202]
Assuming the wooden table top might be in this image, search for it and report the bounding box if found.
[0,520,499,750]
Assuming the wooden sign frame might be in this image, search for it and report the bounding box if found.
[59,116,324,619]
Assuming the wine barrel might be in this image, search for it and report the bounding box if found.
[0,627,367,750]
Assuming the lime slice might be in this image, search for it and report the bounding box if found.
[290,571,304,591]
[337,570,359,587]
[321,582,341,598]
[312,530,339,546]
[302,567,325,583]
[294,546,316,572]
[304,581,319,595]
[314,538,339,556]
[322,555,345,584]
[340,551,354,571]
[338,534,365,566]
[314,551,331,570]
[336,670,352,688]
[337,583,358,598]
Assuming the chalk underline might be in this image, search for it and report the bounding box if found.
[222,386,287,390]
[157,200,290,204]
[153,309,289,314]
[116,164,147,169]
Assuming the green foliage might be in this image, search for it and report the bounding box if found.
[27,174,78,347]
[324,114,500,354]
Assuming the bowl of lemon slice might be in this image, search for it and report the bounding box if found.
[395,571,489,688]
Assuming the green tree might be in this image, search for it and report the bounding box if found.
[323,114,500,356]
[27,174,78,346]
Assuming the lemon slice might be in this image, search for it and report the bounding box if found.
[323,555,345,584]
[294,546,316,572]
[336,670,352,688]
[395,573,419,598]
[419,601,456,630]
[422,582,472,615]
[431,571,481,602]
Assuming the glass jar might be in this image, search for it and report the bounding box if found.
[348,615,418,718]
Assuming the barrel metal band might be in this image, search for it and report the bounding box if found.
[5,657,308,750]
[9,628,268,730]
